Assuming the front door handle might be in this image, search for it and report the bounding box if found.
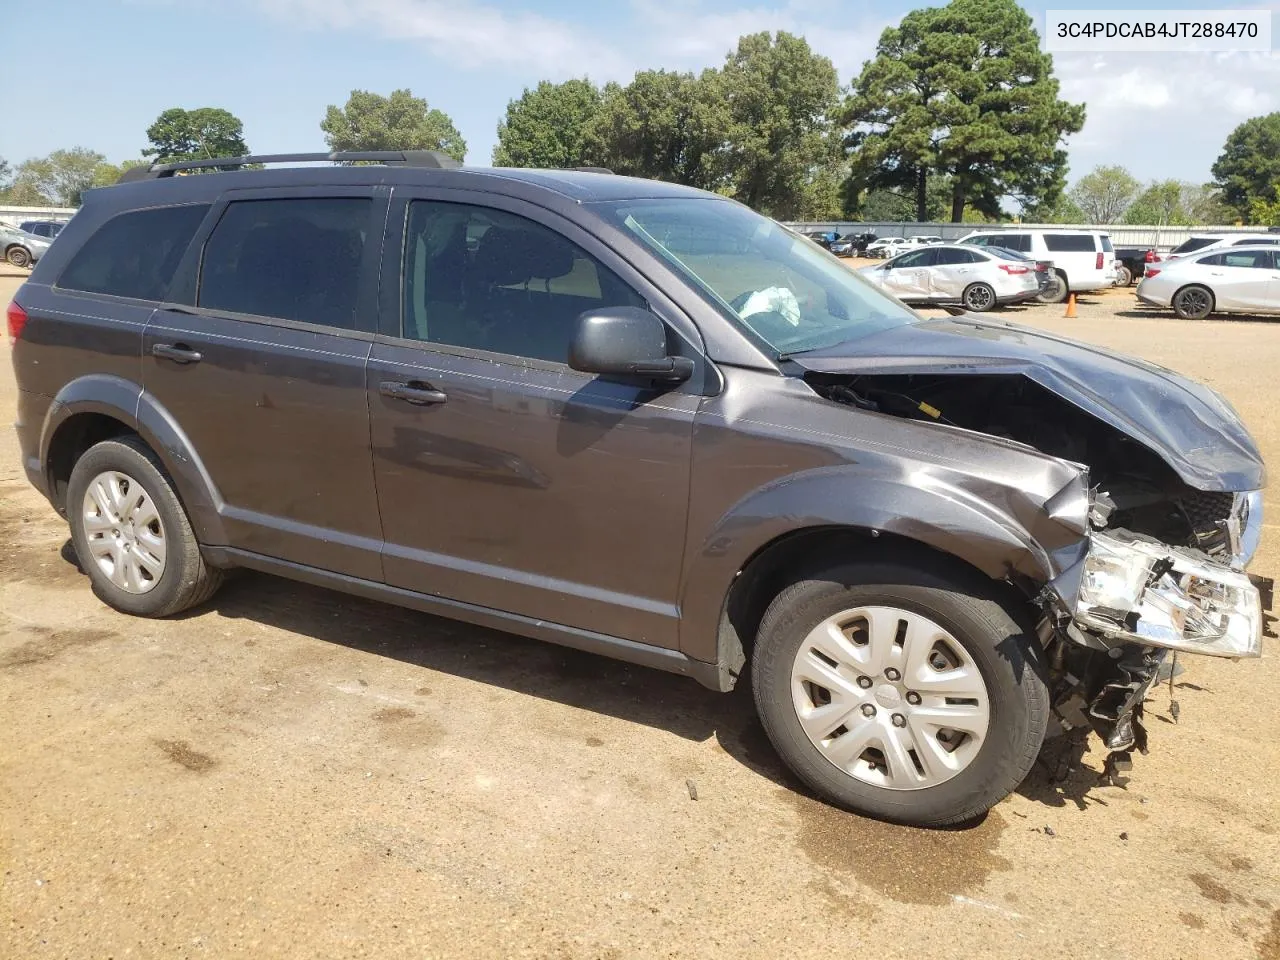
[379,380,448,406]
[151,342,203,364]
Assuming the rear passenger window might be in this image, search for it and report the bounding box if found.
[1101,235,1113,252]
[933,248,977,265]
[59,204,209,301]
[199,198,370,329]
[1044,234,1097,253]
[402,200,646,363]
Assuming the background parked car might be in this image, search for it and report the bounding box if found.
[1161,233,1280,263]
[843,231,879,255]
[959,228,1114,303]
[1137,245,1280,319]
[1113,246,1165,286]
[0,223,52,268]
[18,220,66,239]
[860,243,1043,311]
[866,236,925,258]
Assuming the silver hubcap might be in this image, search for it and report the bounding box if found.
[790,606,991,791]
[81,470,167,594]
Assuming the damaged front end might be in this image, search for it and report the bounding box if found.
[798,343,1271,771]
[1040,492,1268,762]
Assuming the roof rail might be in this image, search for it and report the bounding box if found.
[569,166,614,175]
[117,150,462,184]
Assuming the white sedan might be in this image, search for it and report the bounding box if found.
[1136,245,1280,319]
[859,243,1043,312]
[865,236,923,258]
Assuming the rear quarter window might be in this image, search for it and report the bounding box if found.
[1044,234,1097,253]
[58,204,211,301]
[1100,235,1113,252]
[1171,237,1220,255]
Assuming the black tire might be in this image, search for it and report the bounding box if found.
[6,245,31,268]
[1036,270,1068,304]
[67,436,223,617]
[1115,265,1133,287]
[751,557,1048,827]
[961,282,996,312]
[1172,284,1214,320]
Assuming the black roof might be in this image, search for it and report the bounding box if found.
[98,153,718,207]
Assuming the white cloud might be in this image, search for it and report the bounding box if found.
[253,0,632,78]
[1055,50,1280,183]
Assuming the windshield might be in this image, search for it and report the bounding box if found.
[602,199,919,357]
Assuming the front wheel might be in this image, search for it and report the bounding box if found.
[962,282,996,312]
[6,246,31,268]
[751,558,1048,827]
[1173,284,1214,320]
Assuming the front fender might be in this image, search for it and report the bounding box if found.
[40,375,227,546]
[676,462,1090,665]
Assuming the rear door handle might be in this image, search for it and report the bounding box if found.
[151,342,203,364]
[379,380,448,406]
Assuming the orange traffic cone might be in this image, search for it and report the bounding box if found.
[1064,293,1077,319]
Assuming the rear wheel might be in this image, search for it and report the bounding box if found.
[6,245,31,268]
[961,282,996,312]
[67,436,223,617]
[1115,265,1133,286]
[751,558,1048,827]
[1036,270,1068,304]
[1173,284,1214,320]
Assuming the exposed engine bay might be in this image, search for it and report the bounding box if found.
[807,370,1270,775]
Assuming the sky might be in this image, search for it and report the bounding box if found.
[3,0,1280,191]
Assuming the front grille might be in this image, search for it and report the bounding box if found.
[1183,491,1235,556]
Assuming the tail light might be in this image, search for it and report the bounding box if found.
[1096,252,1105,269]
[6,299,26,344]
[1144,249,1161,263]
[998,264,1030,274]
[1145,268,1161,278]
[1035,261,1049,272]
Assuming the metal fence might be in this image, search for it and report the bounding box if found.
[782,221,1268,249]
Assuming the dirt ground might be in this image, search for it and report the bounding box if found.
[2,263,1279,960]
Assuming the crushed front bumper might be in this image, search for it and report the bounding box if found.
[1043,491,1269,754]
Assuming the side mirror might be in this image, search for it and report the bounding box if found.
[569,307,694,383]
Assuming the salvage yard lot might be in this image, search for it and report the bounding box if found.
[2,266,1279,959]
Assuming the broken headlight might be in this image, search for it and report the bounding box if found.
[1075,531,1261,658]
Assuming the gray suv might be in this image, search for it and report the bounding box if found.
[7,152,1269,826]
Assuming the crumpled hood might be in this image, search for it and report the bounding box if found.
[793,316,1264,492]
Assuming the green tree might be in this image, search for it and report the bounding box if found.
[493,79,601,168]
[1069,165,1140,223]
[11,148,107,206]
[92,158,149,188]
[583,70,728,190]
[0,156,10,189]
[321,89,465,162]
[1182,183,1233,225]
[1212,114,1280,222]
[846,0,1084,222]
[1021,192,1084,223]
[851,173,953,221]
[144,107,249,164]
[1247,185,1280,226]
[715,31,844,219]
[1122,179,1190,225]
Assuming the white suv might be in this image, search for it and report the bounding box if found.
[959,229,1115,303]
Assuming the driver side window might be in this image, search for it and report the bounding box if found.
[402,201,646,363]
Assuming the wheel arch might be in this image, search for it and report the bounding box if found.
[40,376,227,545]
[680,467,1088,692]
